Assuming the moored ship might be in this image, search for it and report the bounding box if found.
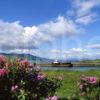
[52,60,73,67]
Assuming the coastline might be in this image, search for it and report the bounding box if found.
[73,63,100,67]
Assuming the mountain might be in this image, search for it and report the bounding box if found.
[0,53,53,64]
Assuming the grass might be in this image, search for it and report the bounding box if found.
[44,70,100,98]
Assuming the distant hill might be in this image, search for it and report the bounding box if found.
[0,53,53,64]
[74,59,100,63]
[73,59,100,66]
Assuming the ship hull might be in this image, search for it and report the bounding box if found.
[38,63,73,67]
[52,63,73,67]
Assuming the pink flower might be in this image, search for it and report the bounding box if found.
[0,68,7,76]
[81,76,97,84]
[45,96,58,100]
[88,77,97,84]
[11,85,18,92]
[37,73,45,80]
[0,55,6,63]
[19,60,30,66]
[50,96,58,100]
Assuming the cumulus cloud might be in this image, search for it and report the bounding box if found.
[0,20,53,51]
[0,15,84,53]
[39,16,82,36]
[0,20,25,50]
[24,26,53,44]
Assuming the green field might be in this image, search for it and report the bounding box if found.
[44,70,100,98]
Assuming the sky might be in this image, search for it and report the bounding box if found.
[0,0,100,60]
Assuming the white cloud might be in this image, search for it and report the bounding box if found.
[50,49,60,53]
[87,44,100,49]
[68,0,100,26]
[0,15,84,53]
[73,0,100,17]
[9,49,39,56]
[75,13,97,25]
[39,16,82,36]
[0,20,53,51]
[0,20,25,50]
[69,48,87,53]
[64,47,100,60]
[47,46,100,60]
[24,26,53,43]
[50,48,87,59]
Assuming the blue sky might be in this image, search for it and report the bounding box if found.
[0,0,100,60]
[0,0,68,25]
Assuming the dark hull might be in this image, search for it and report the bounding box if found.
[52,63,73,67]
[37,63,73,67]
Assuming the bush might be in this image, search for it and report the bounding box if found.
[77,75,100,100]
[65,75,100,100]
[0,55,62,100]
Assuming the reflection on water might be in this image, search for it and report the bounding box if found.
[40,66,100,71]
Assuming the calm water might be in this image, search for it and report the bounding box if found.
[40,66,100,71]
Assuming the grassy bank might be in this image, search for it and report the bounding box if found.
[44,70,100,98]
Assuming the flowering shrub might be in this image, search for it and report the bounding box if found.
[66,76,100,100]
[77,75,100,100]
[0,55,61,100]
